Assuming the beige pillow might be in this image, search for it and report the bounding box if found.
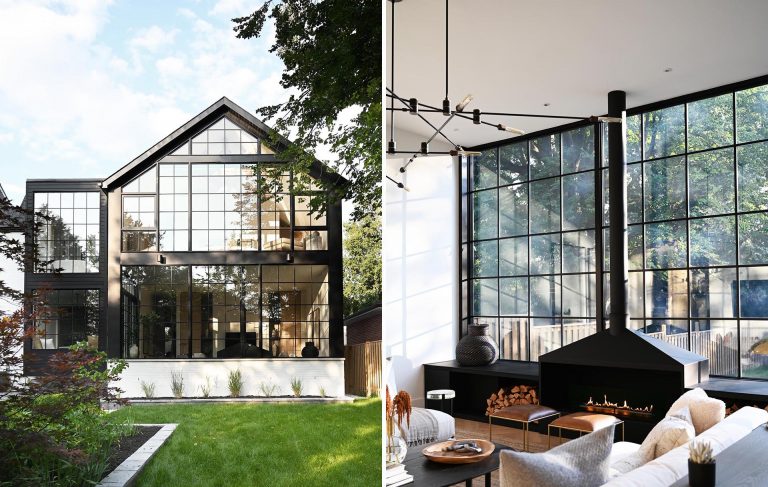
[667,388,725,434]
[500,425,615,487]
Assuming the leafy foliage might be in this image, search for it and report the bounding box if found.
[227,369,243,397]
[290,377,303,397]
[343,214,381,317]
[233,0,381,221]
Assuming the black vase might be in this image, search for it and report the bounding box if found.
[456,323,499,366]
[301,341,320,358]
[688,460,715,487]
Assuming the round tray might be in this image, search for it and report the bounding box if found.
[422,439,495,464]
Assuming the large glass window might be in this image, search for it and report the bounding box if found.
[466,125,598,362]
[463,81,768,380]
[35,192,100,272]
[32,290,99,349]
[121,265,329,358]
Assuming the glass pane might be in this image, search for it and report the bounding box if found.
[562,273,596,318]
[739,267,768,318]
[473,240,498,277]
[691,320,737,377]
[627,164,643,224]
[562,172,595,231]
[472,279,498,316]
[530,134,560,180]
[499,184,527,237]
[530,276,560,316]
[473,150,497,190]
[628,224,643,270]
[645,221,687,269]
[499,237,527,276]
[687,94,733,151]
[562,230,595,273]
[737,141,768,212]
[688,148,735,216]
[690,267,737,319]
[529,179,560,233]
[626,114,642,163]
[530,234,560,275]
[643,105,685,159]
[562,125,594,174]
[736,84,768,143]
[739,213,768,265]
[499,142,528,185]
[499,277,528,316]
[500,317,528,361]
[689,216,736,266]
[629,271,644,318]
[644,156,686,221]
[741,320,768,379]
[645,269,688,318]
[647,319,689,349]
[472,189,497,240]
[530,318,560,362]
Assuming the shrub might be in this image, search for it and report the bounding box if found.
[140,380,156,399]
[200,376,214,398]
[259,381,279,397]
[290,377,303,397]
[170,370,184,399]
[228,369,243,397]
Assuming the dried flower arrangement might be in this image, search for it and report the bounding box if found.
[385,386,412,464]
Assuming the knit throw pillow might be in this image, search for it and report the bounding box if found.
[667,388,725,434]
[500,425,615,487]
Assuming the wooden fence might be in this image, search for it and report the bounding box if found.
[344,340,382,397]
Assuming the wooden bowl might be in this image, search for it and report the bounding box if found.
[422,439,495,464]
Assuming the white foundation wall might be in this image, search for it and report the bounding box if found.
[384,130,459,407]
[114,359,345,398]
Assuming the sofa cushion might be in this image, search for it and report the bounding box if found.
[500,425,615,487]
[666,388,725,434]
[398,407,455,446]
[649,407,696,458]
[601,406,768,487]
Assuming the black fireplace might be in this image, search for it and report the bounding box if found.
[540,328,709,441]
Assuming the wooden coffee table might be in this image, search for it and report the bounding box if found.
[401,440,512,487]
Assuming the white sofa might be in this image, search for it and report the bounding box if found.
[602,406,768,486]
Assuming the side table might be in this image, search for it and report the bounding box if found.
[427,389,455,416]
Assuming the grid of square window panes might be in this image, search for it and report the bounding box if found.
[122,166,157,252]
[260,166,293,251]
[466,125,598,361]
[191,163,259,251]
[121,264,329,358]
[33,289,99,349]
[187,117,260,155]
[158,164,189,251]
[293,174,328,251]
[35,192,100,272]
[601,83,768,379]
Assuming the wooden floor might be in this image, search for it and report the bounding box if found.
[449,417,565,487]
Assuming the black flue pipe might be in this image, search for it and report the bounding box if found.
[608,90,628,336]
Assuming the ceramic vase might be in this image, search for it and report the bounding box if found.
[455,323,499,366]
[301,341,320,358]
[688,460,715,487]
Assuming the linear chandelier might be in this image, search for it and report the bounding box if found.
[386,0,619,187]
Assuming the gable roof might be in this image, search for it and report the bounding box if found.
[101,97,348,190]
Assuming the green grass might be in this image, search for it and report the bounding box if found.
[108,399,381,487]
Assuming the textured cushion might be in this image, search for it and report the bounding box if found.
[666,388,725,434]
[500,425,615,487]
[399,407,455,446]
[491,404,559,422]
[550,412,619,432]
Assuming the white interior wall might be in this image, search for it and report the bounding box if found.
[114,358,345,398]
[384,130,458,406]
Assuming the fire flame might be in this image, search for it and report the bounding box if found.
[586,395,653,413]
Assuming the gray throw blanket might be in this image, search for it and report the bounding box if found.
[403,407,440,446]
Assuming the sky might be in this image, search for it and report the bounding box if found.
[0,0,297,205]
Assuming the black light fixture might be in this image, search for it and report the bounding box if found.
[420,142,429,154]
[408,98,419,115]
[157,254,166,264]
[472,109,481,125]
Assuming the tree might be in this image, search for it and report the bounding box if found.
[233,0,381,221]
[343,214,381,317]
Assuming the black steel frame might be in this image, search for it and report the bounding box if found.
[461,74,768,380]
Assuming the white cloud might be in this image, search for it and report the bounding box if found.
[129,25,179,52]
[209,0,251,17]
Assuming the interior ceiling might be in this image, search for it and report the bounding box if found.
[387,0,768,149]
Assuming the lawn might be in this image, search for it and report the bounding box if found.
[108,399,381,487]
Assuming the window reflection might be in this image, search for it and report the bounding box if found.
[33,290,99,349]
[35,192,100,273]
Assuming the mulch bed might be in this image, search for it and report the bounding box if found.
[103,425,162,477]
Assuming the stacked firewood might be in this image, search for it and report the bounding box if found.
[485,385,539,416]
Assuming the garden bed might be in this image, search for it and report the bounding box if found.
[103,425,162,477]
[123,395,355,406]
